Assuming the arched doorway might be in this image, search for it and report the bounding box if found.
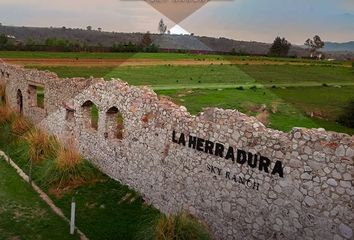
[17,89,23,114]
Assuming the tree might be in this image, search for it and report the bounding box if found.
[141,31,152,48]
[269,37,291,57]
[97,27,102,32]
[158,19,167,34]
[86,26,92,31]
[305,35,325,57]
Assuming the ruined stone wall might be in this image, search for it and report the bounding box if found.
[1,62,353,240]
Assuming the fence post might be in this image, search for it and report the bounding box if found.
[70,196,76,235]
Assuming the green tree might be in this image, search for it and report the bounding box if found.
[269,37,291,57]
[141,31,152,48]
[158,19,167,34]
[305,35,325,57]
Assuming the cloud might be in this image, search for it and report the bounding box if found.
[0,0,353,43]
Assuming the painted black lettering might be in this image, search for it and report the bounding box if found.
[172,130,178,143]
[225,146,235,163]
[188,136,197,149]
[178,133,186,146]
[259,156,271,173]
[236,150,247,164]
[204,140,214,154]
[271,161,284,178]
[196,138,205,152]
[247,153,258,168]
[225,171,231,180]
[215,143,225,158]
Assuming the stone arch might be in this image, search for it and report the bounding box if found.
[105,106,124,140]
[16,89,23,114]
[81,100,99,130]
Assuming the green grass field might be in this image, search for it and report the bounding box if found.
[0,51,349,66]
[156,87,354,134]
[24,62,354,135]
[0,157,79,240]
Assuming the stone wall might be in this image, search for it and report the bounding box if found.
[1,62,353,240]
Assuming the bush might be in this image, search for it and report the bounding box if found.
[24,128,58,163]
[322,83,329,87]
[235,86,244,90]
[39,145,98,188]
[139,212,211,240]
[0,104,15,125]
[11,116,32,136]
[337,100,354,128]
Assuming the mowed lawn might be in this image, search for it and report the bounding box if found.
[0,158,79,240]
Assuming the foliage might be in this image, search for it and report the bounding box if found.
[10,116,33,136]
[337,100,354,128]
[141,32,152,48]
[0,104,15,124]
[138,212,211,240]
[39,147,96,188]
[305,35,325,55]
[23,128,59,163]
[269,37,291,57]
[158,19,167,34]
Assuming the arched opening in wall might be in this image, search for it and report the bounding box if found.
[82,100,99,131]
[16,89,23,114]
[105,107,124,140]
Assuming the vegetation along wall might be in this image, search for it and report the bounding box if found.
[0,62,353,240]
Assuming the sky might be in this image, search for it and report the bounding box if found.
[0,0,353,44]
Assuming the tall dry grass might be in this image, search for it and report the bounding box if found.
[0,104,15,124]
[24,128,58,163]
[11,116,32,136]
[154,212,211,240]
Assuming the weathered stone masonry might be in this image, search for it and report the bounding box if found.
[1,62,353,240]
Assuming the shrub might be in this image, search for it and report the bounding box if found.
[24,128,58,163]
[250,85,257,90]
[142,212,211,240]
[11,116,32,136]
[40,145,98,188]
[337,100,354,128]
[0,104,15,124]
[235,86,244,90]
[157,212,211,240]
[322,83,329,87]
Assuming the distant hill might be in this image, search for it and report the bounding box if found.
[323,41,354,52]
[0,25,308,56]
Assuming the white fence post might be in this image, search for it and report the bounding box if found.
[70,197,76,235]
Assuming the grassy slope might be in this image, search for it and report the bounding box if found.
[0,123,161,240]
[156,87,354,135]
[0,156,79,240]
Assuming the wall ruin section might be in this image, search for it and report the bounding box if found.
[1,62,353,240]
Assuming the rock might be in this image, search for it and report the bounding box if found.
[335,146,346,157]
[327,178,338,187]
[304,196,316,206]
[339,223,353,239]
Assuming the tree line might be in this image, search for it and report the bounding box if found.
[0,32,159,53]
[269,35,325,58]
